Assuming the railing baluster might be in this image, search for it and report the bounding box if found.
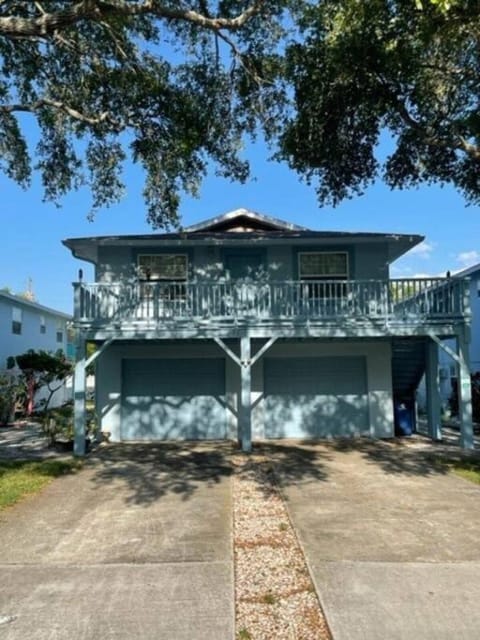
[72,277,468,326]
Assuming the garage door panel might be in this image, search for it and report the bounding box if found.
[264,357,369,439]
[122,358,226,441]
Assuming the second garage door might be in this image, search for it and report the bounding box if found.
[264,356,369,438]
[121,358,226,441]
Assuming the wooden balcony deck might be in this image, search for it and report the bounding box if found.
[73,278,470,340]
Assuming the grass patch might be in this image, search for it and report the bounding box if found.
[451,459,480,484]
[261,593,277,605]
[0,459,82,510]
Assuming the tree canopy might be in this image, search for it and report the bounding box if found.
[280,0,480,206]
[0,0,290,227]
[0,1,478,227]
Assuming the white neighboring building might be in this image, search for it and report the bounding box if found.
[0,291,72,407]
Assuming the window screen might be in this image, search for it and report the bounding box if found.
[299,252,348,279]
[138,254,188,280]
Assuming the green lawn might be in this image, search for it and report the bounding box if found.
[451,459,480,485]
[0,459,83,510]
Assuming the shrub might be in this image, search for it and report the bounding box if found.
[448,372,480,423]
[42,402,97,446]
[0,374,25,425]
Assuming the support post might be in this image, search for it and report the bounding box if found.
[457,332,474,450]
[425,338,442,441]
[73,337,86,457]
[240,336,252,453]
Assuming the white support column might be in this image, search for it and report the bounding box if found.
[240,336,252,453]
[457,332,474,450]
[425,338,442,441]
[73,338,87,457]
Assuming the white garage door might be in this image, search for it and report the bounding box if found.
[121,358,226,440]
[264,356,369,438]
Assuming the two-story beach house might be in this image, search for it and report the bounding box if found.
[64,209,474,455]
[0,291,72,410]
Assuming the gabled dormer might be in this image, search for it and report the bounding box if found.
[184,208,307,233]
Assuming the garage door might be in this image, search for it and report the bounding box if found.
[121,358,226,440]
[264,356,369,438]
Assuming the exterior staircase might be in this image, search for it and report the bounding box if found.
[391,337,428,433]
[391,337,427,402]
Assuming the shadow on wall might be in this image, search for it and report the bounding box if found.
[121,395,229,441]
[264,394,369,439]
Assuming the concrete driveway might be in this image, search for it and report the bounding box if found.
[0,443,234,640]
[266,438,480,640]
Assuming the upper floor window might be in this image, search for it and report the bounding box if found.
[40,315,46,334]
[137,254,188,281]
[56,320,64,343]
[299,252,349,299]
[12,307,22,335]
[299,252,349,280]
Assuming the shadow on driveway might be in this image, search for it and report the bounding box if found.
[86,439,338,506]
[88,441,234,505]
[259,435,480,484]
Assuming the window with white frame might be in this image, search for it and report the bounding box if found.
[40,315,46,334]
[12,307,22,335]
[299,252,348,298]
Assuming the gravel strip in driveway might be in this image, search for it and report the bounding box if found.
[233,453,331,640]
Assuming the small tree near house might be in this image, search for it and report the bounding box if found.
[7,349,73,443]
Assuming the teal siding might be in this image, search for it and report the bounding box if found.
[264,356,369,438]
[121,358,226,440]
[354,244,389,279]
[96,246,135,282]
[223,248,267,279]
[95,240,393,283]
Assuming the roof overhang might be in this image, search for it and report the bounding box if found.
[0,291,72,319]
[63,230,423,265]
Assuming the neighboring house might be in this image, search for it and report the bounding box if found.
[0,291,72,407]
[64,208,474,454]
[418,263,480,413]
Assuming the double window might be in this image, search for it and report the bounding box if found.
[298,252,349,298]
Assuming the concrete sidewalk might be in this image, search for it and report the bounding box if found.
[0,442,234,640]
[268,439,480,640]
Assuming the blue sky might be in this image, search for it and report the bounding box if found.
[2,137,479,314]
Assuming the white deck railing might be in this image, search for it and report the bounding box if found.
[73,278,469,325]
